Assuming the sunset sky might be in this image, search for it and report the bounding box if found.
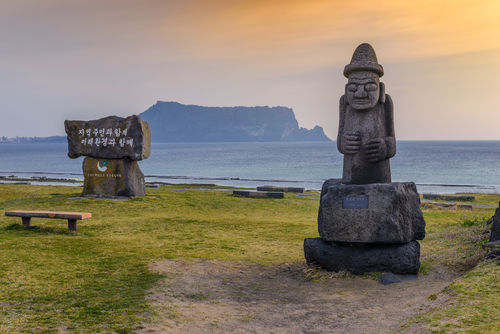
[1,0,500,139]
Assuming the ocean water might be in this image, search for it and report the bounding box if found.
[0,141,499,193]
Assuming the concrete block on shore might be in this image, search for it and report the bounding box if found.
[421,201,473,210]
[233,190,285,199]
[256,186,304,193]
[423,194,475,201]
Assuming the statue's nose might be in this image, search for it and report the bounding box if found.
[354,86,367,98]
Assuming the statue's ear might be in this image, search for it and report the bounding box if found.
[379,82,386,104]
[343,85,348,105]
[340,94,347,106]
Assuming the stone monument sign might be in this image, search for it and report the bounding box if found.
[304,43,426,274]
[65,115,151,197]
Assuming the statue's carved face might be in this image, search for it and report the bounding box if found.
[346,72,380,110]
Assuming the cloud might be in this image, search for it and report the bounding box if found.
[0,0,499,139]
[156,0,500,69]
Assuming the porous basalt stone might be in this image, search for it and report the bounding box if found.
[303,238,421,275]
[343,43,384,78]
[486,248,500,259]
[378,272,401,285]
[320,178,342,198]
[490,203,500,242]
[318,181,425,243]
[337,43,395,185]
[378,272,417,285]
[65,115,150,160]
[82,157,145,197]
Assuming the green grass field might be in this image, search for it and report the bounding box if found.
[0,184,498,333]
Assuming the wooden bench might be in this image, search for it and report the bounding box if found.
[5,210,92,232]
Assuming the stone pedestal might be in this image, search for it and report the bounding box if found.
[305,179,425,274]
[318,182,425,243]
[304,238,420,274]
[82,157,145,198]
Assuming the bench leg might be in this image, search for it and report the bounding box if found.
[68,219,77,232]
[22,217,31,228]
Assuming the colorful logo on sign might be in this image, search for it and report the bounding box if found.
[97,160,109,172]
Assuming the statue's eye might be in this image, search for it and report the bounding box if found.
[365,83,378,91]
[347,84,357,92]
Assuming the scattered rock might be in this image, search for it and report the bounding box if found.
[70,195,130,201]
[378,272,418,285]
[378,272,401,285]
[483,240,500,248]
[486,249,500,259]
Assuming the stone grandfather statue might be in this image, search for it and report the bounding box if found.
[304,43,426,276]
[338,43,396,184]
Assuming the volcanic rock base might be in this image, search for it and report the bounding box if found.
[318,181,425,243]
[304,238,421,275]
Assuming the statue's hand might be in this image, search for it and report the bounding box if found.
[365,138,387,162]
[341,131,361,155]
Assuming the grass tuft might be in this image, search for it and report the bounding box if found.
[462,215,491,227]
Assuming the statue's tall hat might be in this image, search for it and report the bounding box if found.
[344,43,384,78]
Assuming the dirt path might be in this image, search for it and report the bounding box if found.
[139,260,457,334]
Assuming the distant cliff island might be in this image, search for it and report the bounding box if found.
[0,136,66,144]
[139,101,330,142]
[1,101,330,143]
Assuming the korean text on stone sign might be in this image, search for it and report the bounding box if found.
[78,128,134,148]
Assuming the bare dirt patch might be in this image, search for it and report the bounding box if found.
[139,260,458,334]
